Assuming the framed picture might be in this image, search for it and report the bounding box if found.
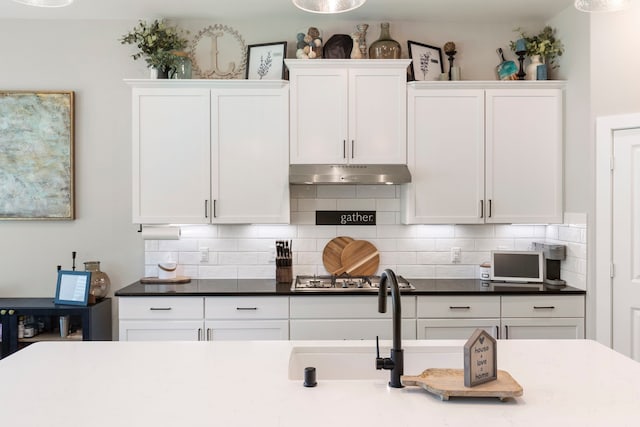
[55,270,91,306]
[246,41,287,80]
[407,41,444,81]
[0,91,75,220]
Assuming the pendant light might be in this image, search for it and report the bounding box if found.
[292,0,366,14]
[12,0,74,7]
[574,0,630,12]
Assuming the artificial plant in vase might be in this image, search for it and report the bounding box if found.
[120,19,189,78]
[510,26,564,69]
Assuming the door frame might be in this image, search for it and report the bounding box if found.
[595,112,640,347]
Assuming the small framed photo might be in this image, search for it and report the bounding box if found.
[55,270,91,306]
[408,40,444,81]
[246,41,287,80]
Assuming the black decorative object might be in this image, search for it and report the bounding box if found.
[323,34,353,59]
[516,49,527,80]
[443,41,457,81]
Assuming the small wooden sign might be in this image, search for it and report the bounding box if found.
[464,328,497,387]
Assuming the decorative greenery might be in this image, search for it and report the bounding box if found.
[120,19,189,74]
[510,26,564,69]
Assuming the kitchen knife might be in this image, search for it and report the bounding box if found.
[496,48,517,80]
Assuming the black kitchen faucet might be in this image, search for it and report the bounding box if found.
[375,269,404,388]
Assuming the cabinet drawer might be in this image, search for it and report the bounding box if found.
[290,296,416,319]
[119,297,203,320]
[501,295,584,318]
[205,297,288,319]
[289,319,416,340]
[417,296,500,318]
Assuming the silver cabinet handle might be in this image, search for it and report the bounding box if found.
[198,328,203,341]
[236,307,258,311]
[449,306,471,310]
[206,328,212,341]
[351,140,355,159]
[343,140,346,158]
[533,306,556,310]
[204,200,208,218]
[149,307,172,311]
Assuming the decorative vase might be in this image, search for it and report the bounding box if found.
[356,24,369,58]
[150,67,170,79]
[526,55,542,81]
[368,22,401,59]
[84,261,110,301]
[536,63,548,80]
[171,52,192,79]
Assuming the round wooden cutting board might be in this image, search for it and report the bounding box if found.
[338,240,379,276]
[322,236,355,275]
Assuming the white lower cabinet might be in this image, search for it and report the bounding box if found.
[204,297,289,341]
[119,297,204,341]
[119,296,289,341]
[289,296,416,340]
[416,296,501,339]
[501,295,585,339]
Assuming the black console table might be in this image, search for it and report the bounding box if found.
[0,298,112,359]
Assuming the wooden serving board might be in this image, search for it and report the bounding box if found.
[402,368,523,401]
[336,240,379,276]
[322,236,354,274]
[140,276,191,284]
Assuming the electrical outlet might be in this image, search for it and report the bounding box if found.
[451,247,461,263]
[199,247,209,263]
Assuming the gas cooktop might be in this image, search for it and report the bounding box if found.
[291,275,415,292]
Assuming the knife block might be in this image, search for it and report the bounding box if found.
[276,265,292,284]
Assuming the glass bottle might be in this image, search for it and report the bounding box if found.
[369,22,401,59]
[171,51,192,79]
[84,261,110,300]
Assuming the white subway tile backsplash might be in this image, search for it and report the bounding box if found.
[143,192,588,288]
[297,199,337,212]
[336,199,376,210]
[397,238,436,251]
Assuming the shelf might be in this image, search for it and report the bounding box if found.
[18,330,83,343]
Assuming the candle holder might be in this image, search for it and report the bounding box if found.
[443,41,457,81]
[516,50,527,80]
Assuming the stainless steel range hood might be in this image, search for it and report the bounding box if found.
[289,164,411,185]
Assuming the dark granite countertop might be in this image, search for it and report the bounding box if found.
[115,278,585,297]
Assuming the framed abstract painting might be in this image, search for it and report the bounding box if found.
[0,91,75,220]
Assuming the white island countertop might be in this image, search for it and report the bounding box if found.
[1,339,639,426]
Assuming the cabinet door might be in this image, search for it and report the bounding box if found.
[501,318,584,339]
[132,88,211,224]
[289,67,348,164]
[119,320,203,341]
[485,89,563,223]
[349,67,407,164]
[211,86,290,223]
[205,320,289,340]
[417,319,500,340]
[402,88,485,224]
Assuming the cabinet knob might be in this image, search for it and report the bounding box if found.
[8,309,15,315]
[0,309,6,315]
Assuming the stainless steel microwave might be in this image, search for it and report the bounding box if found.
[490,250,544,283]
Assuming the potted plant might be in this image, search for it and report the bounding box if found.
[120,19,189,78]
[510,26,564,69]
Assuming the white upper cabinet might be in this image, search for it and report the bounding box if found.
[129,80,290,225]
[132,88,211,224]
[287,59,409,165]
[485,88,563,224]
[402,82,564,225]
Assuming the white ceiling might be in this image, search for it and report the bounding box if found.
[1,0,575,23]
